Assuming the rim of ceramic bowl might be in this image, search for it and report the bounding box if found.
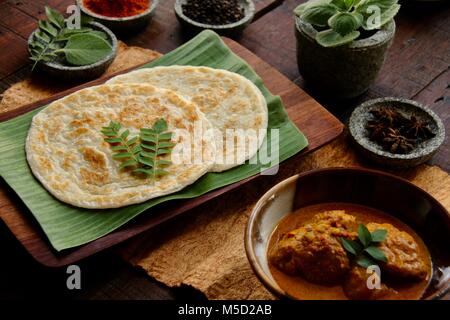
[295,16,396,50]
[349,97,446,161]
[244,167,450,300]
[27,21,117,71]
[77,0,158,22]
[174,0,255,30]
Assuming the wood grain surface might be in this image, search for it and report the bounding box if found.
[0,37,343,267]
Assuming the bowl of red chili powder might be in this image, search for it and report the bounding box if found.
[77,0,158,35]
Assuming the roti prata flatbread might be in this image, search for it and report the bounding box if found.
[26,84,216,209]
[107,66,268,172]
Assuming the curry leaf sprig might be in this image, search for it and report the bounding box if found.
[294,0,401,47]
[102,119,176,179]
[341,224,388,268]
[29,6,111,70]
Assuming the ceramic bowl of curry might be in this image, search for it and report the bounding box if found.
[77,0,158,36]
[245,167,450,300]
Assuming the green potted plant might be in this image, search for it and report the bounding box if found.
[294,0,400,99]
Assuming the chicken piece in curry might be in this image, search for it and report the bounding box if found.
[270,211,356,284]
[269,207,431,300]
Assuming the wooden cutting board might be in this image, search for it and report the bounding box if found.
[0,38,344,267]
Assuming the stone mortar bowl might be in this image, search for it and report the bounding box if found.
[349,97,445,168]
[28,21,117,81]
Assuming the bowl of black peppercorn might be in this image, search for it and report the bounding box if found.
[174,0,255,37]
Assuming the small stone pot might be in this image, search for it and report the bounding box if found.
[28,22,117,81]
[295,17,396,99]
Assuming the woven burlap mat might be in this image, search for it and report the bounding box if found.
[1,45,448,300]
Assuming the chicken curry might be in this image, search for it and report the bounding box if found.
[268,203,432,300]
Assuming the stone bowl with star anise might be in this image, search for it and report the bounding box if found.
[349,97,445,168]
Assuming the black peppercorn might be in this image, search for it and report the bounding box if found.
[182,0,245,25]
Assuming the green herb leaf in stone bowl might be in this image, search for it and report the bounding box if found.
[28,6,112,70]
[55,33,112,66]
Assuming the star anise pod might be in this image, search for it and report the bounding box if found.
[402,116,436,140]
[366,120,388,142]
[382,128,416,154]
[370,108,408,126]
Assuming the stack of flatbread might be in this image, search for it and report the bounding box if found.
[26,66,268,209]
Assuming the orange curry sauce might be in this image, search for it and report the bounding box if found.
[267,203,432,300]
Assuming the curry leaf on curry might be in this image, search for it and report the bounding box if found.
[358,224,372,247]
[356,255,376,269]
[364,246,388,262]
[371,229,388,242]
[341,223,388,268]
[340,238,362,255]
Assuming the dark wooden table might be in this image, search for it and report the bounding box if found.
[0,0,448,300]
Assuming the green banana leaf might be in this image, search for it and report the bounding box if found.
[0,30,308,251]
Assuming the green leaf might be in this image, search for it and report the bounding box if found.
[301,3,338,27]
[119,159,138,169]
[111,145,128,151]
[340,237,363,255]
[132,168,154,175]
[354,0,400,30]
[154,169,170,177]
[138,155,154,167]
[140,128,156,135]
[315,29,360,47]
[364,246,388,262]
[132,145,142,154]
[158,141,176,148]
[344,0,355,8]
[157,159,172,166]
[140,150,155,158]
[294,0,334,16]
[159,132,173,140]
[328,12,362,35]
[362,3,400,30]
[152,118,168,132]
[45,6,65,29]
[34,31,51,44]
[356,0,397,11]
[331,0,350,10]
[371,229,388,242]
[39,20,58,37]
[127,136,139,146]
[358,224,372,247]
[121,129,130,139]
[356,255,376,268]
[157,148,171,156]
[141,143,156,151]
[112,152,132,159]
[57,33,112,66]
[105,138,121,143]
[141,135,157,143]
